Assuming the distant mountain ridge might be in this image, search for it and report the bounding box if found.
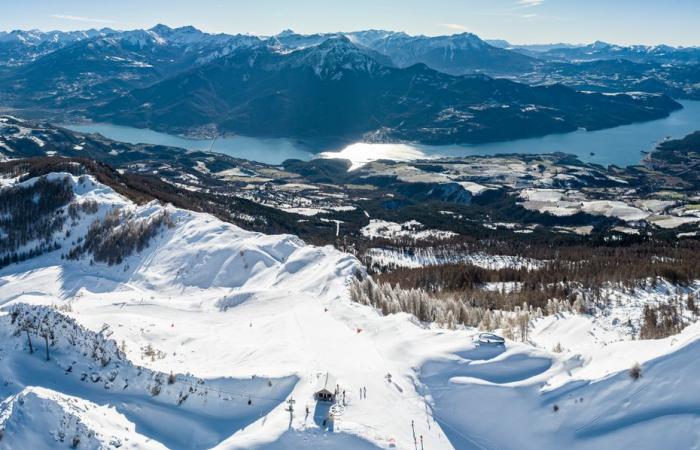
[536,40,700,64]
[347,30,541,75]
[0,27,116,66]
[3,25,698,67]
[3,25,698,69]
[91,36,681,144]
[0,24,262,108]
[0,24,691,144]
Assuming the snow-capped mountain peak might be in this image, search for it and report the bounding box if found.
[148,23,173,35]
[276,28,297,37]
[591,40,612,49]
[0,28,115,46]
[290,35,387,78]
[147,23,218,45]
[445,31,489,49]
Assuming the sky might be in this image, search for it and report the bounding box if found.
[0,0,699,46]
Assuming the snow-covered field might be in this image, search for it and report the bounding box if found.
[519,188,700,230]
[1,174,700,449]
[360,220,457,241]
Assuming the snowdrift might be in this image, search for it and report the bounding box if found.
[421,322,700,450]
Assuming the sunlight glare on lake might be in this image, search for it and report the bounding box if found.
[319,142,431,170]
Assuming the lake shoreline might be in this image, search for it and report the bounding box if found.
[51,99,700,168]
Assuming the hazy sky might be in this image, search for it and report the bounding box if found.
[1,0,699,46]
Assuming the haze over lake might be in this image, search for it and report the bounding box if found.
[66,100,700,167]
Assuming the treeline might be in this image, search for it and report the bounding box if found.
[351,275,698,340]
[364,236,700,277]
[0,241,62,269]
[66,208,174,265]
[0,176,74,268]
[369,239,700,311]
[639,296,696,339]
[349,276,574,341]
[0,157,341,243]
[68,199,99,220]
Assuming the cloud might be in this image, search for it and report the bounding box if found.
[476,11,541,19]
[517,0,544,6]
[439,23,470,32]
[51,14,117,24]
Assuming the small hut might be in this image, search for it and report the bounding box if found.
[314,372,338,402]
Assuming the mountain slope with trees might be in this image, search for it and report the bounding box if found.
[92,36,681,144]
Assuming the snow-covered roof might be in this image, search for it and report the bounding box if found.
[477,332,505,344]
[315,372,337,394]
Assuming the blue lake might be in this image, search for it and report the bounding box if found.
[64,123,315,165]
[65,100,700,167]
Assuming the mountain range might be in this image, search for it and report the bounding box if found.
[0,24,694,144]
[4,25,699,69]
[348,30,541,75]
[92,35,681,144]
[533,41,700,65]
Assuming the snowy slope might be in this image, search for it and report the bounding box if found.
[0,386,166,450]
[421,322,700,450]
[0,173,699,449]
